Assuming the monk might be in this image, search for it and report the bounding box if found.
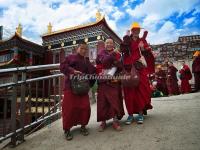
[155,65,169,96]
[120,22,153,124]
[96,38,124,131]
[167,61,180,95]
[179,61,192,94]
[192,51,200,92]
[60,42,96,140]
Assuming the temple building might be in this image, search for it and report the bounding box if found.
[42,11,122,64]
[0,24,45,84]
[0,25,46,136]
[152,35,200,64]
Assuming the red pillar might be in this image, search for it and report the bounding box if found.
[60,48,65,63]
[97,41,105,54]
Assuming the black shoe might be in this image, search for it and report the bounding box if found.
[143,110,147,115]
[64,131,73,141]
[80,127,89,136]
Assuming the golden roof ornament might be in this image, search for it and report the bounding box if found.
[73,40,76,45]
[84,38,88,43]
[96,10,102,21]
[61,42,64,47]
[47,22,52,34]
[48,45,51,49]
[97,35,101,40]
[16,23,22,36]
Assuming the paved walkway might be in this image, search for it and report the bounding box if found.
[3,93,200,150]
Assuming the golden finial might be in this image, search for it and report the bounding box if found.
[97,35,101,40]
[73,41,76,45]
[96,10,102,21]
[48,45,51,49]
[47,22,52,34]
[61,42,64,47]
[16,23,22,36]
[84,38,88,43]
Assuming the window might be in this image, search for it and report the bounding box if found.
[89,48,97,60]
[19,51,27,63]
[0,53,13,63]
[0,77,12,84]
[55,53,60,63]
[64,49,72,56]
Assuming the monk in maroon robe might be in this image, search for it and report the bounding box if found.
[96,38,124,131]
[192,52,200,92]
[155,66,169,96]
[60,42,96,140]
[179,61,192,94]
[120,22,153,124]
[167,61,180,95]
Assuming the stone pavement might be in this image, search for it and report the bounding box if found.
[3,92,200,150]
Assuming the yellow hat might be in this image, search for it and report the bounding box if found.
[193,51,200,57]
[131,22,141,29]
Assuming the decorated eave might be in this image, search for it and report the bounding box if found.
[41,16,122,43]
[0,59,14,67]
[0,32,44,56]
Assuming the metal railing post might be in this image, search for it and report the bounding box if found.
[10,72,17,147]
[58,77,62,113]
[19,71,26,143]
[3,98,8,137]
[0,64,63,145]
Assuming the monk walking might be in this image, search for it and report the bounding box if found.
[60,42,96,140]
[192,51,200,92]
[167,61,180,95]
[96,38,124,131]
[120,22,154,124]
[155,65,169,96]
[179,61,192,94]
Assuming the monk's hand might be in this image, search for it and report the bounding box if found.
[126,30,130,36]
[73,70,82,74]
[138,41,145,51]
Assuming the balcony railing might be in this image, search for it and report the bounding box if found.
[0,64,63,147]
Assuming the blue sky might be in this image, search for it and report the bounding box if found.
[0,0,200,44]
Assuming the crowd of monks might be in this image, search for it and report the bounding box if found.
[150,52,200,97]
[60,22,200,141]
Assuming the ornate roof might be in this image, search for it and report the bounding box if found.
[0,32,42,48]
[0,59,14,67]
[42,16,122,42]
[0,32,44,55]
[42,17,105,37]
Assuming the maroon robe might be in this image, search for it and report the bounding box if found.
[60,54,96,130]
[96,50,124,122]
[192,56,200,91]
[167,66,180,95]
[141,39,155,75]
[121,38,153,115]
[155,70,169,96]
[179,65,192,93]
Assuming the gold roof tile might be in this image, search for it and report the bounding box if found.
[42,16,105,37]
